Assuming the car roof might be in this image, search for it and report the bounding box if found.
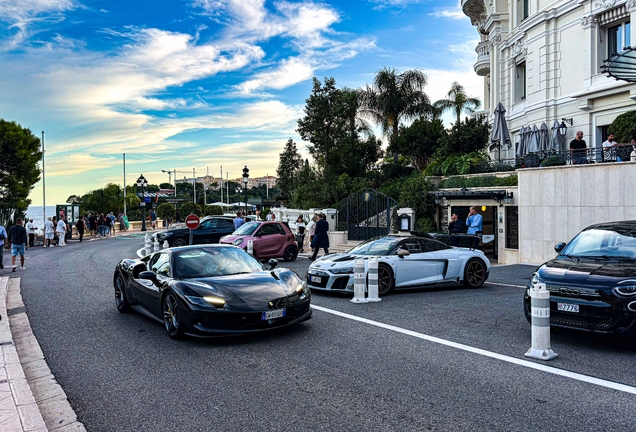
[584,220,636,234]
[165,244,237,253]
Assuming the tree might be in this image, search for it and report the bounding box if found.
[435,115,491,157]
[156,203,175,220]
[433,81,481,124]
[0,120,42,225]
[66,195,82,204]
[276,139,303,197]
[204,205,223,216]
[359,67,432,159]
[608,110,636,143]
[394,118,446,170]
[159,182,173,189]
[179,202,201,217]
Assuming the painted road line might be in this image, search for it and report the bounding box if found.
[485,281,527,289]
[311,304,636,396]
[136,247,146,258]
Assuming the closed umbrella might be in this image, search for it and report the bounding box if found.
[539,122,549,152]
[489,102,512,156]
[526,125,540,153]
[516,125,528,156]
[549,120,562,151]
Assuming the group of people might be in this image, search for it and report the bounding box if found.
[448,206,483,249]
[569,131,636,164]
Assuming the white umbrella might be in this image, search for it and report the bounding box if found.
[488,102,512,155]
[539,122,549,152]
[526,125,540,153]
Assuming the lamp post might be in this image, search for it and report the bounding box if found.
[235,186,242,212]
[242,166,249,216]
[136,174,148,231]
[41,131,46,225]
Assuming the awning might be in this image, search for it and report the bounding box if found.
[602,46,636,82]
[429,189,508,202]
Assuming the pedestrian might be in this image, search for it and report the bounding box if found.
[26,218,37,247]
[309,213,329,260]
[8,218,28,271]
[266,211,273,221]
[270,212,276,221]
[307,215,318,252]
[233,212,245,230]
[56,216,68,246]
[109,212,116,235]
[466,206,483,250]
[76,215,86,242]
[119,213,127,231]
[295,216,306,252]
[569,131,587,164]
[0,223,6,269]
[51,216,59,245]
[43,217,54,247]
[448,213,465,247]
[97,214,107,237]
[150,209,157,230]
[255,210,262,220]
[88,213,97,237]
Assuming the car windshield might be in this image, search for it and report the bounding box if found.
[173,248,264,278]
[233,221,260,236]
[348,237,401,256]
[560,228,636,259]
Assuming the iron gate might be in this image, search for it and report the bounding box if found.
[336,189,398,241]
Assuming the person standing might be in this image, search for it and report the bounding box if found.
[56,216,68,246]
[75,215,86,242]
[43,217,54,247]
[149,209,157,230]
[26,218,37,247]
[0,223,6,269]
[89,213,97,237]
[448,213,465,247]
[109,212,116,235]
[466,206,483,250]
[602,132,619,162]
[295,216,306,252]
[569,131,587,164]
[309,214,329,260]
[233,212,245,230]
[8,218,28,271]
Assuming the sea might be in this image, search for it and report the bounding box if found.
[24,206,57,232]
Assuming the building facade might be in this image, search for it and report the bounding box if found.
[462,0,636,152]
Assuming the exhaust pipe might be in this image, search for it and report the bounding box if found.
[628,301,636,312]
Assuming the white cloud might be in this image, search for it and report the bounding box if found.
[429,6,465,20]
[367,0,422,8]
[237,57,314,94]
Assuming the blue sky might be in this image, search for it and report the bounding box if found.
[0,0,480,205]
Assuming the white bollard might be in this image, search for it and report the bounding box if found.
[525,283,557,360]
[366,257,382,302]
[247,240,254,255]
[350,258,368,304]
[163,240,169,249]
[144,234,152,255]
[153,238,160,252]
[631,148,636,162]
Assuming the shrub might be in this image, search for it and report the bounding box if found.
[492,174,518,186]
[438,174,517,189]
[415,217,437,233]
[465,175,496,188]
[179,202,201,217]
[608,110,636,143]
[540,155,566,167]
[156,203,175,220]
[204,205,223,216]
[439,176,466,189]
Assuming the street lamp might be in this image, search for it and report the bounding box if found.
[136,174,148,231]
[242,166,249,216]
[235,185,242,212]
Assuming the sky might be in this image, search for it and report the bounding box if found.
[0,0,481,206]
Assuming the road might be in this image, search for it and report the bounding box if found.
[10,234,636,431]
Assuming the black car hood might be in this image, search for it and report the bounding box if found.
[176,268,303,309]
[539,257,636,285]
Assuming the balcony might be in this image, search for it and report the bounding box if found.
[474,41,490,76]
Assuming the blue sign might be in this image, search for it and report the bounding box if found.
[144,196,151,202]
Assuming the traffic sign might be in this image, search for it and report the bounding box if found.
[144,196,151,203]
[185,214,200,230]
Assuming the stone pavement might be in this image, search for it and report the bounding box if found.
[0,277,85,432]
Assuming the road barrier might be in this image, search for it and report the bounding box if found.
[367,257,382,302]
[525,283,557,360]
[144,234,152,255]
[247,240,254,255]
[351,258,368,303]
[153,238,160,252]
[163,240,169,249]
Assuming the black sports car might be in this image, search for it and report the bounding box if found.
[113,245,312,339]
[155,216,235,247]
[524,221,636,333]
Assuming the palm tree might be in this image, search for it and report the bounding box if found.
[434,82,481,124]
[360,67,432,160]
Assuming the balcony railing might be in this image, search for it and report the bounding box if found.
[474,41,490,76]
[473,144,635,173]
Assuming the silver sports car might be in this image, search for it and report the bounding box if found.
[306,234,490,295]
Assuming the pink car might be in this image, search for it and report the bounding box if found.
[219,221,299,262]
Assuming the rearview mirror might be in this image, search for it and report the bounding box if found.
[397,249,410,258]
[554,242,566,253]
[268,259,279,269]
[139,271,158,281]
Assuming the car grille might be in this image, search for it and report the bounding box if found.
[269,293,300,309]
[198,302,310,331]
[331,277,349,290]
[550,312,618,330]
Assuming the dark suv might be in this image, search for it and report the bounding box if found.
[156,216,235,247]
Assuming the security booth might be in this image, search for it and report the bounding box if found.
[56,204,80,241]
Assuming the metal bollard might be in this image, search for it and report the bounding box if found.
[351,258,368,303]
[247,240,254,255]
[525,283,557,360]
[367,257,382,302]
[153,238,160,252]
[144,234,152,255]
[163,240,169,249]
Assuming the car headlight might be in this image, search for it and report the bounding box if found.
[613,280,636,297]
[185,295,226,308]
[530,273,541,287]
[233,238,243,246]
[162,231,173,237]
[296,281,310,299]
[330,267,354,274]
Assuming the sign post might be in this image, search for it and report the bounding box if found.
[185,214,200,245]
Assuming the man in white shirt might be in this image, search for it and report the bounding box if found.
[43,218,54,247]
[26,218,36,247]
[56,216,67,246]
[602,133,621,162]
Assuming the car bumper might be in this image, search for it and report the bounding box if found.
[306,272,355,293]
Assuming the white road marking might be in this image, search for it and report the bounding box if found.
[485,281,527,289]
[311,304,636,396]
[136,248,146,258]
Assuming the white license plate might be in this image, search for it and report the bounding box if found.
[310,275,321,283]
[557,303,579,313]
[262,309,286,320]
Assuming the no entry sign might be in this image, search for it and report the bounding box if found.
[185,214,200,230]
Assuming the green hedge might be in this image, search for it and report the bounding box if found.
[438,174,518,189]
[540,155,566,167]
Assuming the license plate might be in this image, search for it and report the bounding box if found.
[310,275,321,283]
[558,303,579,313]
[262,309,286,320]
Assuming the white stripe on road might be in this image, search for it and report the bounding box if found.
[136,248,145,258]
[485,281,527,289]
[311,304,636,396]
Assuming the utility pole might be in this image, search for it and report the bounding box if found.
[123,153,127,215]
[220,166,223,207]
[41,131,46,225]
[192,168,196,204]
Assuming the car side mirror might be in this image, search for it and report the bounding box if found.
[268,259,279,269]
[554,242,566,253]
[139,271,158,282]
[397,249,410,258]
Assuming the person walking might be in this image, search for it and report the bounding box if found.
[26,218,37,247]
[0,223,6,269]
[109,212,116,235]
[8,218,28,271]
[233,212,245,230]
[309,213,329,260]
[76,215,86,242]
[56,216,68,246]
[150,209,157,230]
[89,213,97,237]
[294,216,306,253]
[43,217,54,247]
[51,217,59,245]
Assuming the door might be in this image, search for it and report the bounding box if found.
[136,252,170,315]
[254,223,287,256]
[196,219,219,244]
[394,239,443,287]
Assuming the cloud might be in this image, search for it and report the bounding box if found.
[366,0,422,9]
[237,57,315,94]
[428,6,465,20]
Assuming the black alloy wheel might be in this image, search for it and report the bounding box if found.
[283,246,298,262]
[114,274,131,313]
[170,237,187,247]
[377,265,395,296]
[163,292,185,340]
[464,258,487,288]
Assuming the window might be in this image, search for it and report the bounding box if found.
[608,21,630,56]
[517,0,529,24]
[151,253,171,277]
[514,62,526,102]
[258,223,284,236]
[200,219,217,229]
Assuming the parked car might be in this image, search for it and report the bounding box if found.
[306,234,490,296]
[219,221,299,262]
[155,216,235,247]
[113,245,312,339]
[524,220,636,333]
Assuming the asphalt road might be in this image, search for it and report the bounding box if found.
[6,235,636,431]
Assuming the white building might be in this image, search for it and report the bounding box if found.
[462,0,636,151]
